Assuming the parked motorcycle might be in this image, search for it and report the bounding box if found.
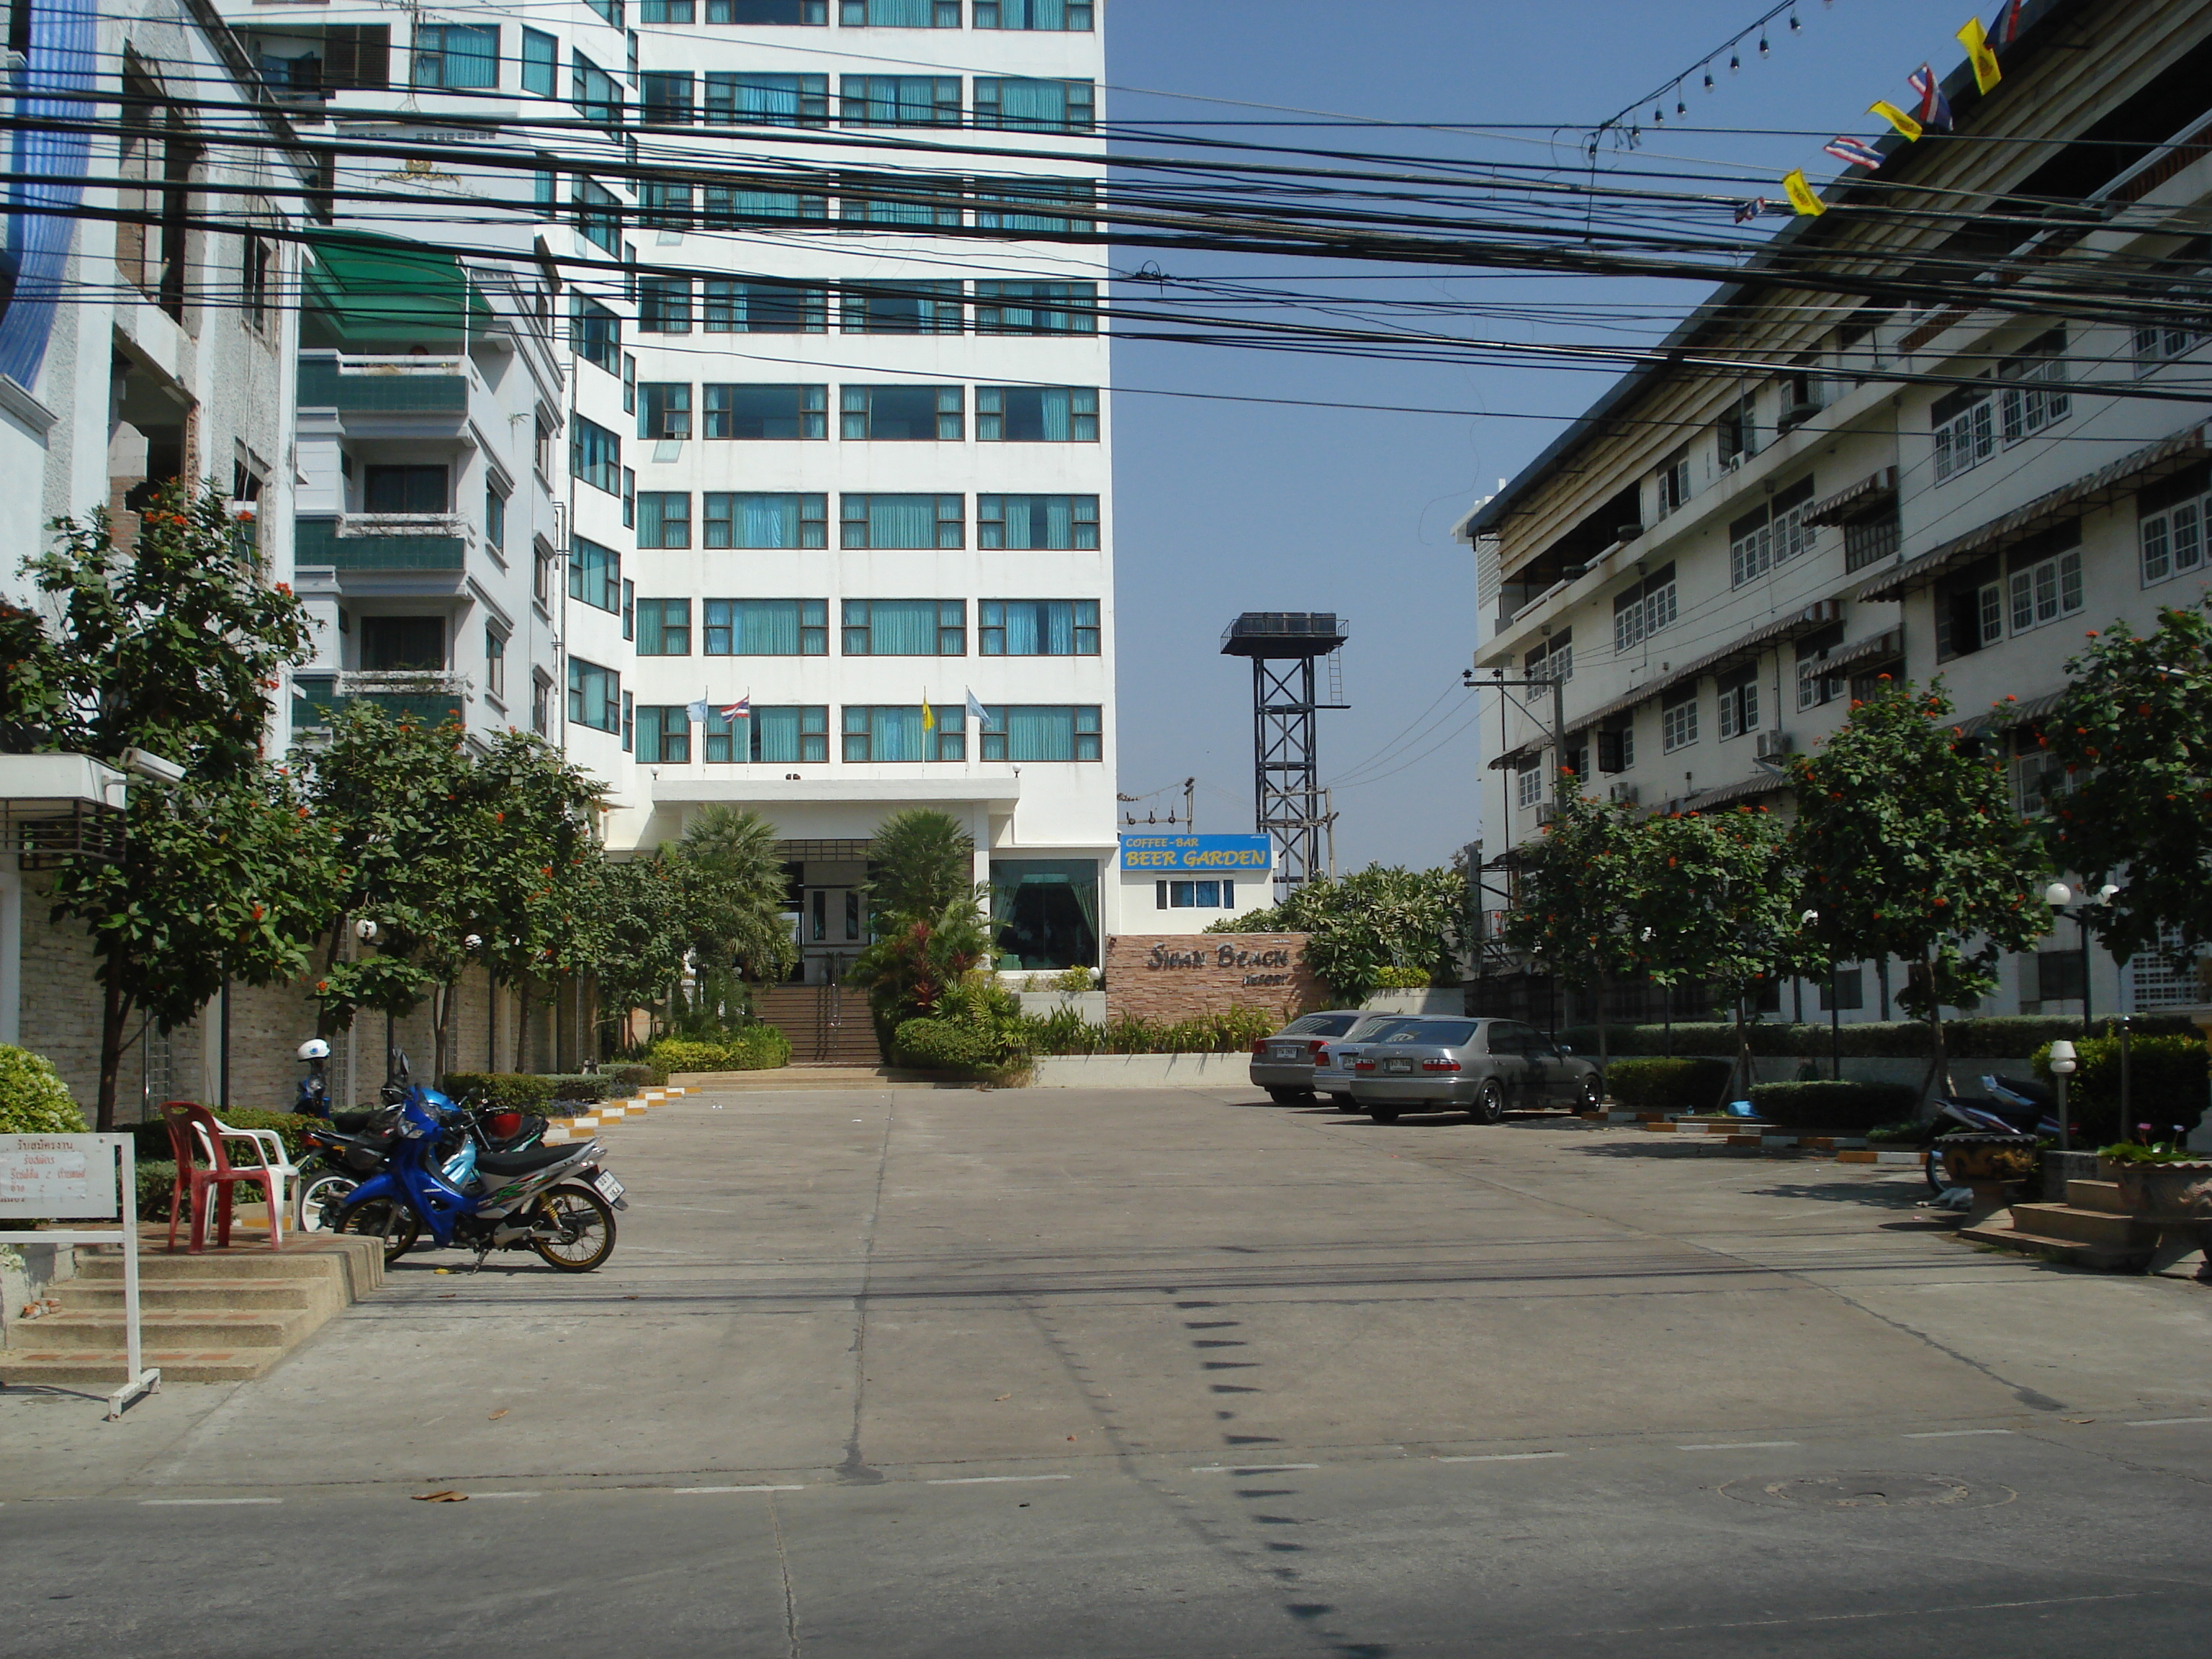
[295,1038,332,1119]
[1924,1074,2064,1195]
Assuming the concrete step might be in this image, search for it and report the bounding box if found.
[64,1279,320,1314]
[667,1067,965,1092]
[2007,1202,2156,1251]
[0,1347,279,1384]
[2067,1179,2131,1215]
[19,1306,318,1352]
[1960,1208,2149,1271]
[74,1231,385,1296]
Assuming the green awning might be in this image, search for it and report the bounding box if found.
[300,234,493,350]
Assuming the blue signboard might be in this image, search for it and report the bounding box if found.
[1120,834,1273,874]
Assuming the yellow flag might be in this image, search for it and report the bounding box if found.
[1957,18,2001,92]
[1781,169,1826,217]
[1869,100,1924,141]
[922,698,936,732]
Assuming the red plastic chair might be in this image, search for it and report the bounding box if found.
[159,1101,292,1254]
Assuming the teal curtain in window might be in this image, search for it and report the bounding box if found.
[869,601,938,655]
[1039,387,1072,441]
[870,706,925,760]
[1043,601,1075,655]
[870,496,935,547]
[1008,706,1074,760]
[728,601,801,654]
[737,76,801,120]
[742,495,797,548]
[1003,603,1038,655]
[446,27,499,87]
[754,707,800,763]
[868,0,930,23]
[995,79,1065,127]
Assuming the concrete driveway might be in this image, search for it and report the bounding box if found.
[4,1087,2210,1657]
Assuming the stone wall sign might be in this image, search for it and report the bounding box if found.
[1103,933,1324,1024]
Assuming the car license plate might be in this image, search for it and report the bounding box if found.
[1387,1058,1413,1074]
[1271,1045,1302,1060]
[590,1169,625,1202]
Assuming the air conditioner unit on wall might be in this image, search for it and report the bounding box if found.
[1534,802,1560,827]
[1754,731,1793,762]
[1606,782,1639,806]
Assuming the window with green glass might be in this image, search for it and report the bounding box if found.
[976,386,1097,442]
[842,283,961,335]
[701,183,828,224]
[979,600,1097,655]
[572,177,621,253]
[413,24,498,89]
[571,51,623,127]
[842,600,964,656]
[976,0,1092,27]
[840,0,960,25]
[639,383,691,441]
[570,295,620,375]
[701,704,828,764]
[840,75,961,127]
[973,179,1095,235]
[974,281,1095,335]
[705,0,825,21]
[641,71,693,125]
[840,385,963,440]
[569,535,622,611]
[637,492,691,549]
[842,705,966,763]
[974,78,1093,132]
[570,416,621,495]
[521,28,557,96]
[703,282,825,333]
[567,657,621,733]
[703,493,828,548]
[703,72,829,126]
[702,385,827,440]
[977,704,1101,761]
[840,495,964,549]
[634,706,692,764]
[636,599,692,655]
[703,599,828,656]
[977,495,1098,549]
[839,172,963,226]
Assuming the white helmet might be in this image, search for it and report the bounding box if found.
[297,1039,331,1062]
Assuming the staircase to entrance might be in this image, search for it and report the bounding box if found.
[755,984,880,1066]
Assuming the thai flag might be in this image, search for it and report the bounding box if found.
[1997,0,2023,44]
[1909,63,1953,131]
[1824,136,1884,171]
[1734,197,1766,224]
[719,696,750,721]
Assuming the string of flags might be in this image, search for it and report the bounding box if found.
[1753,1,2023,220]
[677,691,997,729]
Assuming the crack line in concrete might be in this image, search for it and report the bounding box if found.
[836,1101,895,1486]
[766,1490,801,1659]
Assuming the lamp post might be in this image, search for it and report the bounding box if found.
[1802,909,1840,1081]
[2048,1038,2077,1152]
[2042,881,2118,1035]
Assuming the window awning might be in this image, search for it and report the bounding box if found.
[1853,421,2212,602]
[1948,687,2068,740]
[1681,773,1789,814]
[1802,467,1898,527]
[1817,626,1905,675]
[1487,737,1544,772]
[1565,600,1843,734]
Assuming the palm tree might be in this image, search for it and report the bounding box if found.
[678,805,798,994]
[865,809,976,928]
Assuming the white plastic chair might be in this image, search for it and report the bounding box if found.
[188,1112,300,1249]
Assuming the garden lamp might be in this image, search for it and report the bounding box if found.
[2049,1038,2077,1152]
[354,918,380,943]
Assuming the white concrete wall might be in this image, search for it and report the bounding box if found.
[1028,1053,1254,1089]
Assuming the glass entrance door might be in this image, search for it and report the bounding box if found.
[804,887,863,983]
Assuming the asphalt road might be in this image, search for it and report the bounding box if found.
[5,1086,2211,1658]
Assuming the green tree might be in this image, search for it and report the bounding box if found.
[677,804,799,989]
[1220,865,1467,1004]
[2040,600,2212,971]
[1791,679,2049,1097]
[22,482,336,1128]
[865,808,977,927]
[848,894,992,1060]
[590,853,693,1047]
[1502,783,1643,1069]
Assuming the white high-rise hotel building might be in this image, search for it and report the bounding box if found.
[223,0,1126,984]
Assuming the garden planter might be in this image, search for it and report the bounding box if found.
[2100,1159,2212,1226]
[1938,1133,2038,1186]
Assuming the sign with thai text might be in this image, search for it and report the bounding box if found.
[0,1135,115,1218]
[1119,834,1273,873]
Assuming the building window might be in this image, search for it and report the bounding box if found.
[703,493,829,549]
[1157,880,1231,909]
[359,615,445,671]
[979,599,1098,656]
[978,0,1093,28]
[1727,477,1816,588]
[570,295,621,373]
[978,495,1098,550]
[701,181,828,224]
[637,492,691,549]
[533,543,552,606]
[704,281,825,333]
[2011,729,2067,817]
[569,535,622,613]
[1717,669,1759,740]
[1933,385,1995,482]
[842,283,963,335]
[638,384,693,441]
[633,706,693,764]
[1660,691,1698,753]
[638,277,693,335]
[1611,564,1676,655]
[1998,328,2070,442]
[1596,723,1634,773]
[842,705,967,763]
[704,71,830,126]
[637,598,692,655]
[622,355,636,418]
[642,0,696,18]
[976,386,1097,442]
[840,171,963,226]
[240,233,272,331]
[843,600,966,656]
[703,599,829,656]
[1818,967,1863,1012]
[1514,759,1542,809]
[572,177,621,253]
[1523,630,1571,684]
[1654,446,1691,518]
[2031,949,2086,1007]
[485,483,506,553]
[974,78,1094,132]
[703,705,828,764]
[2140,469,2210,586]
[639,182,693,230]
[1717,390,1757,466]
[974,179,1094,235]
[363,464,447,513]
[840,75,961,127]
[568,658,622,734]
[973,280,1096,335]
[640,71,694,125]
[702,384,827,439]
[571,51,623,127]
[2131,924,2210,1008]
[2008,542,2084,635]
[531,670,552,734]
[521,27,557,95]
[1843,506,1901,572]
[840,0,961,24]
[977,705,1101,762]
[706,0,826,19]
[570,415,622,494]
[841,495,964,550]
[413,24,498,89]
[484,625,505,697]
[992,859,1100,970]
[840,385,963,439]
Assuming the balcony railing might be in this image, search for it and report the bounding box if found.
[297,353,475,415]
[295,515,469,571]
[293,672,472,731]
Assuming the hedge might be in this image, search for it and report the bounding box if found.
[647,1027,792,1074]
[1017,1005,1280,1057]
[1606,1057,1735,1113]
[892,1017,994,1072]
[1748,1080,1921,1134]
[2031,1034,2206,1146]
[0,1046,87,1134]
[1552,1015,2196,1060]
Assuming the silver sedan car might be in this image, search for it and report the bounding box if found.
[1249,1010,1398,1102]
[1346,1017,1604,1124]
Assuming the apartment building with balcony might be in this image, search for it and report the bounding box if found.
[1460,0,2212,1027]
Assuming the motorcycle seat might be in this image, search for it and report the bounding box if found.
[476,1143,577,1178]
[328,1110,384,1133]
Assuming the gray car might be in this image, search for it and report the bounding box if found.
[1250,1010,1398,1102]
[1346,1017,1604,1124]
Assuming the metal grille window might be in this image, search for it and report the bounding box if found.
[641,71,694,125]
[1717,391,1757,465]
[976,705,1101,762]
[978,495,1099,549]
[637,492,691,549]
[2008,545,2084,634]
[634,706,692,764]
[570,52,623,128]
[704,71,830,126]
[842,600,966,656]
[2140,480,2210,587]
[840,172,963,225]
[1610,564,1676,655]
[703,493,828,548]
[1716,670,1759,740]
[704,0,826,19]
[701,385,827,439]
[974,281,1097,334]
[636,598,692,655]
[569,416,621,494]
[1660,691,1698,753]
[973,179,1095,235]
[976,386,1097,441]
[567,657,621,732]
[976,0,1094,27]
[1655,446,1691,518]
[840,76,961,127]
[572,178,621,253]
[842,706,967,763]
[703,282,825,333]
[1932,385,1995,482]
[638,277,693,334]
[1843,507,1900,572]
[1998,329,2070,441]
[979,600,1099,655]
[570,297,620,374]
[569,535,622,612]
[639,383,692,441]
[703,705,828,765]
[840,495,965,549]
[842,284,962,334]
[2131,925,2210,1008]
[703,599,829,656]
[413,24,498,89]
[974,78,1094,132]
[840,0,961,23]
[840,385,964,439]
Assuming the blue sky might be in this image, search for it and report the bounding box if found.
[1106,0,1976,871]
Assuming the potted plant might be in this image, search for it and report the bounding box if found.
[2098,1141,2212,1225]
[1937,1132,2039,1187]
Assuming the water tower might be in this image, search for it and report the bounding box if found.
[1221,612,1348,896]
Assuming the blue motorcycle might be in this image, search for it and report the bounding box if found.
[336,1082,626,1273]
